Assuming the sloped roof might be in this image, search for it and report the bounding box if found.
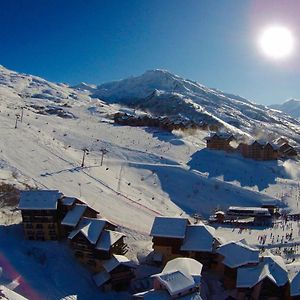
[155,271,195,297]
[180,224,215,252]
[237,252,288,288]
[0,285,29,300]
[150,216,189,239]
[68,217,107,244]
[133,289,203,299]
[95,230,125,252]
[151,257,202,297]
[60,197,77,206]
[217,239,259,268]
[286,262,300,296]
[61,204,87,227]
[103,254,136,273]
[92,270,111,287]
[162,257,202,286]
[18,190,62,210]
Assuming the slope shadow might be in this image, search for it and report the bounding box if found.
[0,224,128,300]
[187,149,291,191]
[128,162,281,218]
[143,127,185,145]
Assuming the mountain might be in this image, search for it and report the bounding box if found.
[93,69,300,142]
[269,99,300,119]
[1,65,300,299]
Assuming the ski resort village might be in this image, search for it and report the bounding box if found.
[1,65,300,300]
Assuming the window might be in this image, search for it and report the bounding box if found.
[36,224,43,229]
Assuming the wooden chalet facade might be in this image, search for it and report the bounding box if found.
[150,216,217,268]
[68,217,127,272]
[60,196,99,238]
[206,133,234,151]
[18,190,63,240]
[93,254,136,291]
[237,140,279,160]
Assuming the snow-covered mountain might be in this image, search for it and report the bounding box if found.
[1,65,300,299]
[92,69,300,142]
[270,99,300,120]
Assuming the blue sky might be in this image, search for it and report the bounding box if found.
[1,0,299,104]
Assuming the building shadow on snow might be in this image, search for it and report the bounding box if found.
[187,149,292,191]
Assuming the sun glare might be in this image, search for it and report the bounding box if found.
[259,26,294,59]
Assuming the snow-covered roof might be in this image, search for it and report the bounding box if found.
[286,262,300,296]
[0,286,29,300]
[92,270,111,287]
[205,132,234,141]
[162,257,203,286]
[133,289,203,299]
[150,216,189,239]
[18,190,62,210]
[61,197,77,206]
[61,204,87,227]
[68,217,107,244]
[155,271,195,296]
[180,224,215,252]
[228,206,270,213]
[217,239,259,268]
[95,230,125,252]
[237,252,288,288]
[103,254,136,273]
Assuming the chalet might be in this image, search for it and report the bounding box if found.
[236,251,288,300]
[180,224,217,269]
[60,199,99,237]
[240,140,279,160]
[276,140,298,158]
[205,132,234,151]
[18,190,63,240]
[150,216,190,263]
[68,217,127,272]
[286,262,300,299]
[133,257,203,299]
[92,254,136,291]
[150,216,217,268]
[216,240,260,289]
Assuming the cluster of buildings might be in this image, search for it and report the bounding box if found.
[18,190,136,291]
[206,133,298,160]
[147,216,300,300]
[17,190,300,299]
[113,112,215,132]
[209,205,277,226]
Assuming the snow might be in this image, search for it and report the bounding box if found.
[68,217,107,244]
[270,99,300,120]
[0,65,300,299]
[237,251,288,288]
[18,190,62,210]
[0,285,28,300]
[61,204,87,227]
[286,262,300,296]
[61,197,77,206]
[151,257,202,297]
[162,257,202,285]
[92,271,110,287]
[154,271,195,296]
[102,254,136,273]
[95,230,125,252]
[180,224,215,252]
[216,240,259,268]
[150,216,189,239]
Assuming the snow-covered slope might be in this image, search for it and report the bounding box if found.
[0,65,300,299]
[270,99,300,120]
[93,69,300,142]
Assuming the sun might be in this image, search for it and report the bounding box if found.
[258,26,294,59]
